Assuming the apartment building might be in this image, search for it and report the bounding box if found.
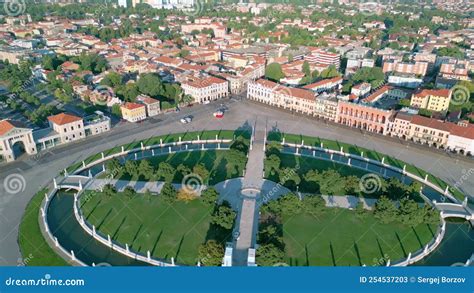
[275,86,316,115]
[383,60,428,76]
[247,79,279,106]
[181,76,229,104]
[410,89,452,113]
[351,82,371,98]
[247,79,339,119]
[47,113,85,143]
[136,95,161,117]
[447,121,474,155]
[404,115,450,148]
[121,102,147,122]
[314,93,339,121]
[390,113,474,154]
[305,49,341,69]
[337,101,393,135]
[302,77,343,93]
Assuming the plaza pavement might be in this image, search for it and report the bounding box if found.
[0,98,473,265]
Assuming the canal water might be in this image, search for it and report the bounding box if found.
[47,145,473,266]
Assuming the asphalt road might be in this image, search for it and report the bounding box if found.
[0,98,473,265]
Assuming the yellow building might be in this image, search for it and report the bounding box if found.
[120,102,147,123]
[410,89,451,113]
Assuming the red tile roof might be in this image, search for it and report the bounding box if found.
[0,120,28,136]
[414,89,451,98]
[183,76,227,88]
[411,115,451,132]
[122,102,145,110]
[47,113,82,125]
[363,85,392,103]
[449,123,474,140]
[276,86,315,101]
[303,77,342,89]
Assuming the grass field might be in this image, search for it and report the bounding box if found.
[81,191,229,265]
[268,132,465,202]
[266,153,370,179]
[105,150,246,185]
[281,208,437,266]
[18,189,69,266]
[68,129,250,173]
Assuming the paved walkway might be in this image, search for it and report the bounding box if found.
[231,118,267,266]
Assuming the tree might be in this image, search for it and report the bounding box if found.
[280,168,301,190]
[176,164,191,180]
[160,182,177,203]
[138,160,154,180]
[319,170,345,195]
[118,83,140,102]
[211,202,236,230]
[278,193,302,215]
[105,158,122,177]
[344,175,360,194]
[302,194,326,214]
[266,154,281,172]
[177,188,198,202]
[319,65,340,79]
[398,198,424,226]
[198,240,224,266]
[303,170,321,192]
[177,49,190,58]
[157,162,175,182]
[256,243,285,266]
[355,201,367,219]
[124,160,138,177]
[193,164,210,183]
[302,61,311,77]
[373,196,398,224]
[265,63,285,82]
[201,187,219,206]
[181,94,194,104]
[111,104,122,117]
[266,141,282,156]
[101,72,122,88]
[229,137,249,154]
[258,222,284,248]
[102,184,116,197]
[136,73,163,97]
[123,186,136,199]
[386,177,408,200]
[423,205,440,224]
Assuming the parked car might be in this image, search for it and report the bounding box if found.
[213,110,224,118]
[180,116,192,124]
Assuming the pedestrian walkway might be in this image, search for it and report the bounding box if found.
[232,118,267,266]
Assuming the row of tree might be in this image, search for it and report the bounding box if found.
[266,153,421,201]
[373,196,439,226]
